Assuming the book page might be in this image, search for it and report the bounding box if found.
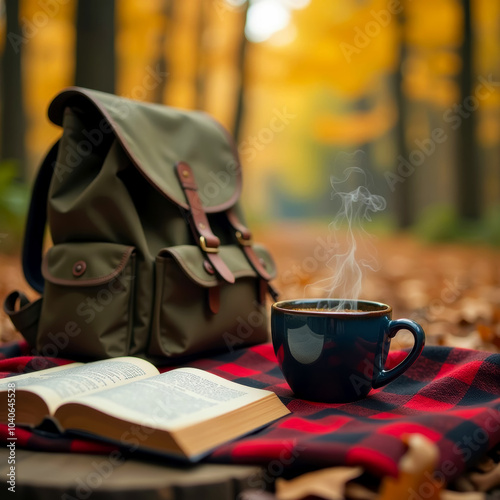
[6,357,159,415]
[60,367,277,430]
[0,363,83,391]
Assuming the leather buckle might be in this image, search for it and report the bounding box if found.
[236,230,253,247]
[199,236,219,253]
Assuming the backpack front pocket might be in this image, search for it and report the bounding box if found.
[148,244,275,362]
[37,242,136,359]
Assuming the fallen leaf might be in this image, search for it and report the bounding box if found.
[344,482,379,500]
[458,298,493,325]
[426,321,459,339]
[239,491,278,500]
[477,324,494,343]
[275,467,363,500]
[469,462,500,492]
[453,475,477,492]
[379,434,440,500]
[475,456,496,473]
[442,331,482,350]
[441,491,485,500]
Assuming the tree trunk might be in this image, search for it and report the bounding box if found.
[232,4,249,144]
[75,0,115,93]
[195,0,206,110]
[150,1,173,104]
[394,8,412,228]
[457,0,480,219]
[1,0,26,178]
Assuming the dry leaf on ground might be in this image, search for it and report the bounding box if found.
[275,467,363,500]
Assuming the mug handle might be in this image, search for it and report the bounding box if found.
[372,319,425,389]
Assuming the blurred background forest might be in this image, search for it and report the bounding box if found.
[0,0,499,251]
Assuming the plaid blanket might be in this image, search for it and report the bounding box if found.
[2,340,500,482]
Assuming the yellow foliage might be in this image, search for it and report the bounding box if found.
[0,0,497,215]
[18,0,76,178]
[247,0,399,95]
[405,0,462,48]
[313,98,397,145]
[116,0,167,101]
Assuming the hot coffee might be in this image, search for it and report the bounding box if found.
[288,308,368,313]
[284,302,389,314]
[271,298,425,403]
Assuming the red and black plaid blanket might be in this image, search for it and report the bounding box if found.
[2,340,500,482]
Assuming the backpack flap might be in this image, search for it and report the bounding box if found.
[47,87,241,212]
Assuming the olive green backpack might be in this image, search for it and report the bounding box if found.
[4,87,278,364]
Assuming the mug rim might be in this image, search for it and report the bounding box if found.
[272,298,392,317]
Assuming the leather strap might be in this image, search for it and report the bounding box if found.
[3,291,42,347]
[226,208,273,281]
[208,287,220,314]
[226,209,279,301]
[258,279,268,305]
[175,162,235,284]
[267,282,279,301]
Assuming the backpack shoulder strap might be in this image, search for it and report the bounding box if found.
[22,141,59,294]
[2,142,57,346]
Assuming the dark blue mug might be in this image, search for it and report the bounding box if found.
[271,299,425,403]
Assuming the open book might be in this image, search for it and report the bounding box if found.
[0,357,290,460]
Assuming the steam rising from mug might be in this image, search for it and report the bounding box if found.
[309,156,386,311]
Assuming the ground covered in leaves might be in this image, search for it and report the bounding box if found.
[259,223,500,353]
[1,225,499,346]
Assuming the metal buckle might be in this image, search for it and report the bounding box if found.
[236,231,253,247]
[199,236,219,253]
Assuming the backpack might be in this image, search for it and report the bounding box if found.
[3,87,278,364]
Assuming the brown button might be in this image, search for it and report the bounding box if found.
[182,169,190,178]
[72,260,87,277]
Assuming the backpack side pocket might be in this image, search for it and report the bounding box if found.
[38,242,136,359]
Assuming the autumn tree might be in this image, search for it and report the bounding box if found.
[456,0,480,220]
[1,0,26,178]
[394,7,412,228]
[75,0,115,93]
[150,0,173,104]
[232,2,249,143]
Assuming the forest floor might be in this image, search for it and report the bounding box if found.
[260,222,500,353]
[1,223,500,351]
